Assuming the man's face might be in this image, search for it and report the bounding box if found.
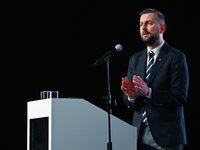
[140,12,161,46]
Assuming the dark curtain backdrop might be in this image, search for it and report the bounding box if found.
[2,1,199,149]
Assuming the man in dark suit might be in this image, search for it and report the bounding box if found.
[121,8,189,150]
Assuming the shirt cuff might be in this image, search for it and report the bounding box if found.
[146,87,152,99]
[128,96,137,103]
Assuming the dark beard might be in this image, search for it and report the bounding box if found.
[142,35,158,46]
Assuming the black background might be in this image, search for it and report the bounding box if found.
[2,0,199,149]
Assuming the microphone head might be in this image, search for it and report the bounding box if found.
[115,44,123,52]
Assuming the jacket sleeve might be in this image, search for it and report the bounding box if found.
[122,92,145,109]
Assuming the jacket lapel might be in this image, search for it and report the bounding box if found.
[146,42,170,86]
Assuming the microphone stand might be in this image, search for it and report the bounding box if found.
[103,57,117,150]
[94,47,119,150]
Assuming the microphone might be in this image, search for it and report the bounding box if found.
[93,44,123,67]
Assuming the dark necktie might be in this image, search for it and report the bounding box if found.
[142,51,155,125]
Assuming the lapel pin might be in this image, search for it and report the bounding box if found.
[159,59,161,61]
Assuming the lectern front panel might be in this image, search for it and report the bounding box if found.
[27,99,137,150]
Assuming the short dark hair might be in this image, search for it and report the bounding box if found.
[140,8,165,24]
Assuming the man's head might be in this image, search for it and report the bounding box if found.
[139,8,166,49]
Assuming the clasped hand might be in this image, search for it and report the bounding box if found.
[121,75,149,99]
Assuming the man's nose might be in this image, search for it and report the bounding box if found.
[141,24,147,30]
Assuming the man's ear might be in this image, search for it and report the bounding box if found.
[160,24,166,33]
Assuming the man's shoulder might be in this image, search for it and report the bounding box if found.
[161,42,187,64]
[163,42,185,56]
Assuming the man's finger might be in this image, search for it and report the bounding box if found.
[134,76,143,83]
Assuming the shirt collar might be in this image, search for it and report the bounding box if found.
[147,41,165,56]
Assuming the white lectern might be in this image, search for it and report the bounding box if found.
[27,98,137,150]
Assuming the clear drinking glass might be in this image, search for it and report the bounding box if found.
[40,91,59,99]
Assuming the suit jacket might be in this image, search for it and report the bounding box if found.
[122,42,189,147]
